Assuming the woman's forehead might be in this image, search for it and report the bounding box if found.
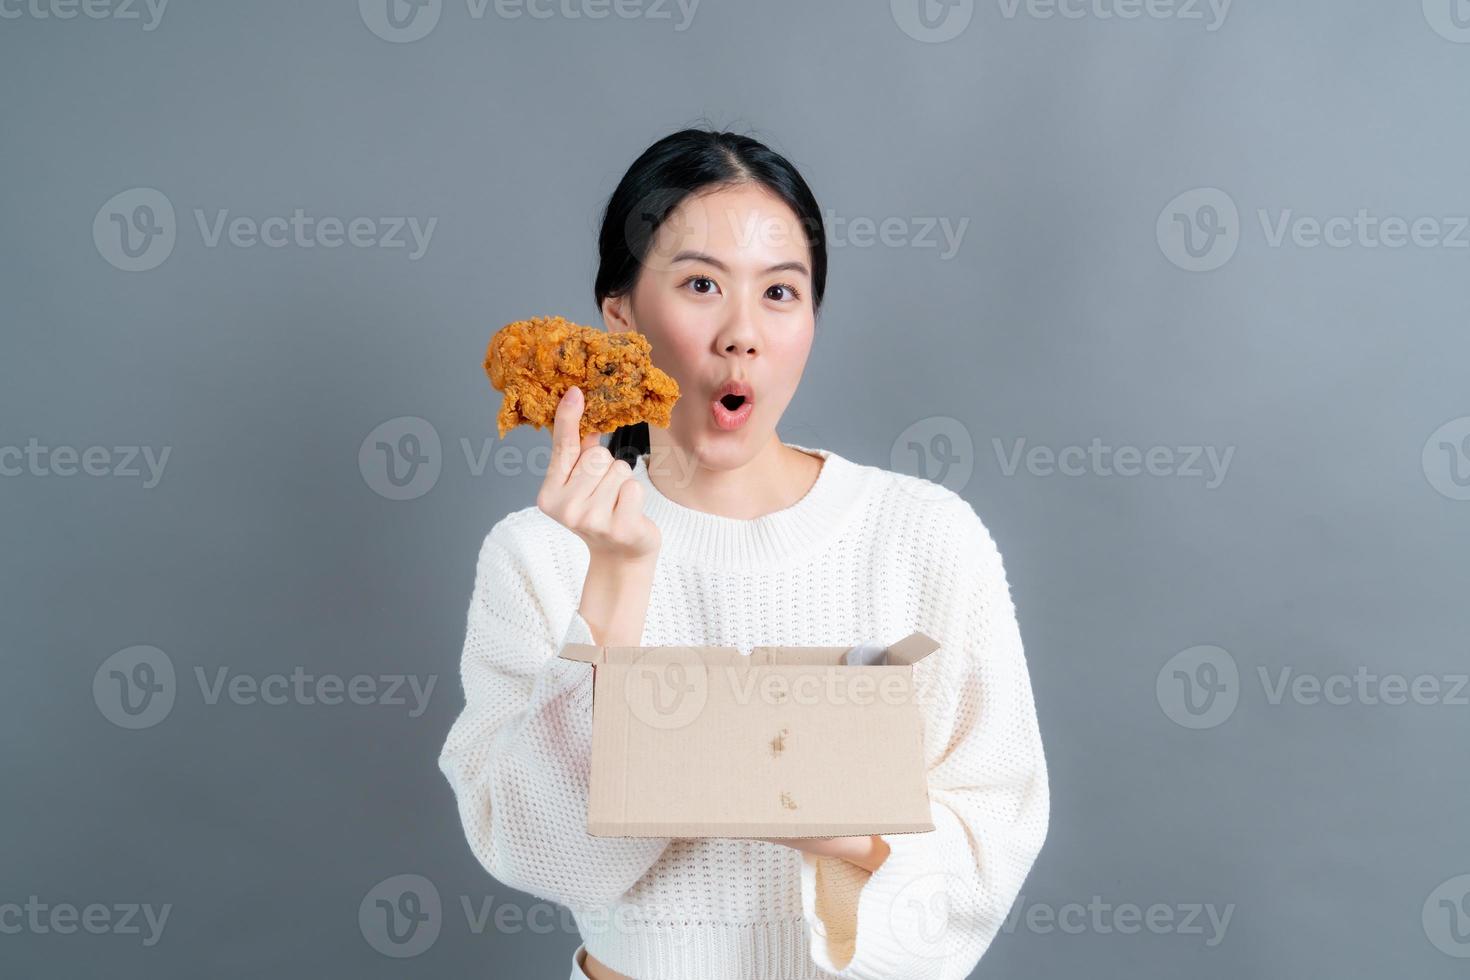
[658,185,810,264]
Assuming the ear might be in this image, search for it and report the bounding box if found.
[601,293,635,335]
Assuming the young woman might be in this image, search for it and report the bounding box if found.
[438,129,1050,980]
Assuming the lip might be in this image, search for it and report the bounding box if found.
[712,378,754,402]
[710,378,755,431]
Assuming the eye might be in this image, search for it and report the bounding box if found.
[681,275,720,295]
[766,283,802,302]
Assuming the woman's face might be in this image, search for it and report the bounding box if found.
[603,181,816,472]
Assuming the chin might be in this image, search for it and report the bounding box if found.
[661,426,766,474]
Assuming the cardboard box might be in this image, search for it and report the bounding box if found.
[559,632,941,838]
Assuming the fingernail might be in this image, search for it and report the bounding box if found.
[564,386,581,404]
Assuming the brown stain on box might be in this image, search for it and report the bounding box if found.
[779,791,798,810]
[770,727,789,757]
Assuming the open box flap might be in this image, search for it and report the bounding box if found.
[559,643,747,666]
[883,631,941,666]
[559,643,602,665]
[561,631,941,666]
[744,632,941,666]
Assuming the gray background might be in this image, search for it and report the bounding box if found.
[3,0,1468,976]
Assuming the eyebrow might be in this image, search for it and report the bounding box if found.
[669,250,810,278]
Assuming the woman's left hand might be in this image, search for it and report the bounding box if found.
[754,835,892,873]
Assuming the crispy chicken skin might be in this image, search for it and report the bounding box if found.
[484,315,681,439]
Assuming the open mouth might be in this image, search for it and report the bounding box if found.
[711,383,755,430]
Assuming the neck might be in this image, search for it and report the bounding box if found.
[643,433,822,520]
[626,439,869,569]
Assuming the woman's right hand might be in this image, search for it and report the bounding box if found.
[537,385,661,564]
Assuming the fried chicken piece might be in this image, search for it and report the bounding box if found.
[484,315,680,439]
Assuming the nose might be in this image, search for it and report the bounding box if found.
[714,303,759,358]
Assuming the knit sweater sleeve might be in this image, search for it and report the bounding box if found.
[798,507,1050,980]
[437,524,671,910]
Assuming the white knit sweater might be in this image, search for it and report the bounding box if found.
[438,444,1049,980]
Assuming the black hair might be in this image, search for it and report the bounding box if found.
[593,128,828,467]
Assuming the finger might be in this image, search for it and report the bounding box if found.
[568,442,617,497]
[610,475,644,527]
[547,386,584,485]
[588,456,631,514]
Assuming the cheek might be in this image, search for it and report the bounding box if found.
[643,331,708,407]
[764,327,813,386]
[657,332,706,380]
[633,300,700,373]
